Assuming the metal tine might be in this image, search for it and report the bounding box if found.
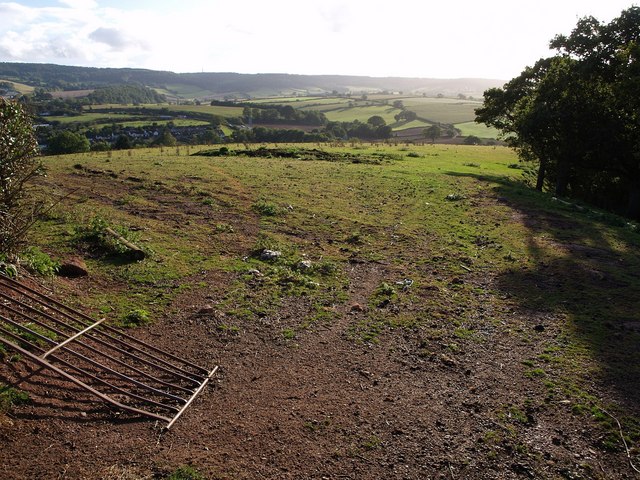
[0,335,173,423]
[0,274,209,374]
[0,278,207,379]
[0,292,201,387]
[51,355,181,413]
[0,313,189,401]
[0,307,195,396]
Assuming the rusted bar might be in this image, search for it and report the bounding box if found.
[42,317,106,359]
[0,321,182,411]
[0,280,207,379]
[0,293,201,386]
[0,274,209,374]
[166,365,219,430]
[0,336,172,423]
[0,312,191,399]
[0,273,218,427]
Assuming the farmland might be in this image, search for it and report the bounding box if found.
[1,143,638,478]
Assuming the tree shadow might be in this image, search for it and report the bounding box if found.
[447,171,640,413]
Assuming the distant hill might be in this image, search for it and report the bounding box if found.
[0,62,504,99]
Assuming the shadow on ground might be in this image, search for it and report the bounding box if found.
[448,171,640,415]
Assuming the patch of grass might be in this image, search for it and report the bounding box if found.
[252,199,281,217]
[0,385,30,413]
[20,247,59,276]
[166,465,204,480]
[282,328,296,340]
[120,309,151,328]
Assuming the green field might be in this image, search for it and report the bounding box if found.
[44,112,137,124]
[320,104,402,124]
[0,79,35,94]
[119,118,211,128]
[401,97,483,124]
[454,121,501,139]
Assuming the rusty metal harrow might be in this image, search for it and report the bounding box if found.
[0,273,218,428]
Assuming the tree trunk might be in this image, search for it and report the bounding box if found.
[627,182,640,220]
[555,161,570,197]
[535,159,547,191]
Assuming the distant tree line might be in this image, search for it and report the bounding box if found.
[476,7,640,219]
[86,84,166,104]
[242,105,327,126]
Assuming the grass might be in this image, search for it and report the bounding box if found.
[319,104,402,124]
[29,141,640,452]
[455,121,501,139]
[0,385,30,413]
[401,97,483,124]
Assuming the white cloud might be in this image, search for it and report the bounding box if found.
[0,0,635,78]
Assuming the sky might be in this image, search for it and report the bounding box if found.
[0,0,636,80]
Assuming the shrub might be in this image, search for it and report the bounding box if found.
[121,309,150,328]
[20,246,59,276]
[0,99,43,256]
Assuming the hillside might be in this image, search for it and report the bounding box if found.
[1,143,638,478]
[0,62,504,99]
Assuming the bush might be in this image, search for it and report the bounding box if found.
[121,309,150,328]
[47,130,90,155]
[20,246,59,276]
[0,99,43,256]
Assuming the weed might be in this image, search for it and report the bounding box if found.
[120,309,150,328]
[252,199,280,216]
[445,193,466,201]
[166,465,204,480]
[214,223,234,233]
[74,215,142,256]
[525,368,546,378]
[0,385,30,413]
[282,328,296,340]
[20,247,59,276]
[362,435,382,450]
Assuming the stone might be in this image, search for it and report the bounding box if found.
[260,249,281,261]
[57,258,88,278]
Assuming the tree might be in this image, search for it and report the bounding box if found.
[423,124,442,142]
[476,7,640,218]
[154,127,177,147]
[463,135,482,145]
[367,115,386,127]
[392,100,404,109]
[114,134,133,150]
[0,99,43,255]
[47,130,90,155]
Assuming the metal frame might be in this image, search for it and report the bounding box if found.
[0,273,218,428]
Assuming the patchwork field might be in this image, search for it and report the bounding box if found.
[1,144,638,479]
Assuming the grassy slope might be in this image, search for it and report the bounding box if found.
[454,121,501,139]
[24,143,640,473]
[402,97,483,124]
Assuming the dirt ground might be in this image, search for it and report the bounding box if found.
[0,262,636,479]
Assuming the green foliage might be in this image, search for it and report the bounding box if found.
[153,127,177,147]
[20,246,59,276]
[476,6,640,219]
[165,465,204,480]
[0,385,30,413]
[74,215,141,256]
[463,135,482,145]
[87,84,166,105]
[47,130,90,155]
[0,98,42,255]
[121,309,150,328]
[423,124,442,141]
[252,199,280,216]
